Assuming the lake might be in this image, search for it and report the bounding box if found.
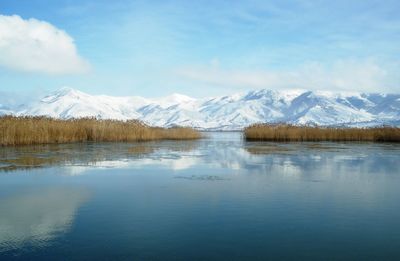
[1,132,400,260]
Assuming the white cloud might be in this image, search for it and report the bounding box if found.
[0,14,90,74]
[176,59,399,93]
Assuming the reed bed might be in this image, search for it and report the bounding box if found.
[244,123,400,142]
[0,116,202,146]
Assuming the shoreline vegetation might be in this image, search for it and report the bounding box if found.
[244,123,400,142]
[0,116,202,146]
[2,117,400,146]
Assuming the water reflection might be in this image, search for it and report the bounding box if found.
[0,140,199,172]
[1,132,400,259]
[0,188,90,252]
[1,133,399,177]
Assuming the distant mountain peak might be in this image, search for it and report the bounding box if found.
[53,86,78,96]
[2,88,399,129]
[40,87,86,102]
[152,93,196,108]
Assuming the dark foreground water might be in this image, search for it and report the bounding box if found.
[1,132,400,260]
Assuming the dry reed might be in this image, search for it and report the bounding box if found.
[0,116,202,146]
[244,123,400,142]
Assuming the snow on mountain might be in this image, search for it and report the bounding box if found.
[0,106,14,116]
[152,93,196,108]
[4,87,400,130]
[18,87,150,120]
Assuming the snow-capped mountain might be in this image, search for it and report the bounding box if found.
[5,87,400,130]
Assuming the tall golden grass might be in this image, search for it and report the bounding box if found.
[0,116,202,146]
[244,123,400,142]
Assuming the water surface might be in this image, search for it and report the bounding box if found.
[1,132,400,260]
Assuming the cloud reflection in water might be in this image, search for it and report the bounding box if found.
[0,188,90,252]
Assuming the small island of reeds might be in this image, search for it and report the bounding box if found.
[0,116,202,146]
[244,123,400,142]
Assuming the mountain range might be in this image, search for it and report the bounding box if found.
[1,87,400,130]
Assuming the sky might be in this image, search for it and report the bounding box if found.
[0,0,399,98]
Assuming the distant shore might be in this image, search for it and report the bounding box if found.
[244,123,400,142]
[0,116,202,146]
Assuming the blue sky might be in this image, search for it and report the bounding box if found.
[0,0,399,97]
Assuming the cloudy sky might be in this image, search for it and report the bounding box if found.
[0,0,399,97]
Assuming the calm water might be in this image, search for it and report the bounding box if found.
[1,132,400,260]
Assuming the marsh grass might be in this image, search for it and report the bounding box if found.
[244,123,400,142]
[0,116,202,146]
